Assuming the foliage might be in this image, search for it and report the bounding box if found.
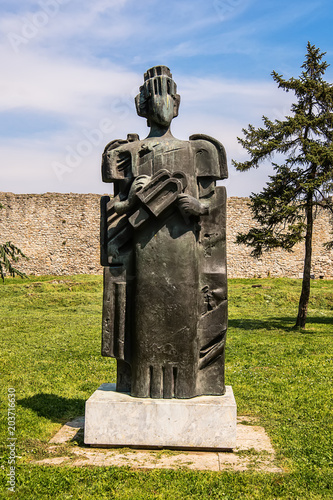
[0,275,332,499]
[233,43,333,327]
[0,203,27,281]
[0,241,27,281]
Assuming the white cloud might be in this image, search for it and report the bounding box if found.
[0,25,296,197]
[0,0,327,198]
[0,70,288,197]
[0,46,142,126]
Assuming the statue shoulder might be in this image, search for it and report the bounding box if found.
[189,134,228,180]
[102,134,140,183]
[103,134,140,155]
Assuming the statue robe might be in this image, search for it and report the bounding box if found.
[101,134,228,399]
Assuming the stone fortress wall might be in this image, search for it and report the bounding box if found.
[0,192,332,279]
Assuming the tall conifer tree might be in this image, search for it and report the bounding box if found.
[233,43,333,329]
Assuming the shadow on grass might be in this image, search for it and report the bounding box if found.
[18,393,85,423]
[229,316,333,333]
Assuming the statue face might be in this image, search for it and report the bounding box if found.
[135,70,180,127]
[148,92,175,127]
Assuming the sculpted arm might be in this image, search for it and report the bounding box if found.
[114,175,151,215]
[177,193,209,217]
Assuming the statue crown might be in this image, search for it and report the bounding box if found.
[144,66,173,81]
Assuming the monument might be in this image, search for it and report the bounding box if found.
[84,66,236,449]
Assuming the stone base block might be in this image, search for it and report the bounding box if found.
[84,383,237,450]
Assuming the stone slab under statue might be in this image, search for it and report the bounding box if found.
[84,65,237,449]
[84,384,236,449]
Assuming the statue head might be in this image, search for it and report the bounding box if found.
[135,66,181,128]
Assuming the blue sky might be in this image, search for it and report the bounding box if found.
[0,0,333,196]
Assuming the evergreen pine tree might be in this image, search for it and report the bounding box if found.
[233,42,333,329]
[0,204,27,281]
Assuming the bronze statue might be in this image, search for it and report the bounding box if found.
[100,66,228,399]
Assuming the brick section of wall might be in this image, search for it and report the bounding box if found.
[0,193,332,278]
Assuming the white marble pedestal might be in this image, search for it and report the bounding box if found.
[84,383,237,450]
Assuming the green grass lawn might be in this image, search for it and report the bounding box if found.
[0,275,332,499]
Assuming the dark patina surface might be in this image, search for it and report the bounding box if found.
[100,66,228,399]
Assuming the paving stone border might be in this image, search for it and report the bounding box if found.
[32,416,283,472]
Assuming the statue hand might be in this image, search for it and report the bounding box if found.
[178,194,209,217]
[114,175,151,215]
[130,175,151,197]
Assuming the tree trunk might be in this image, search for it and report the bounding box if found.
[295,196,313,328]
